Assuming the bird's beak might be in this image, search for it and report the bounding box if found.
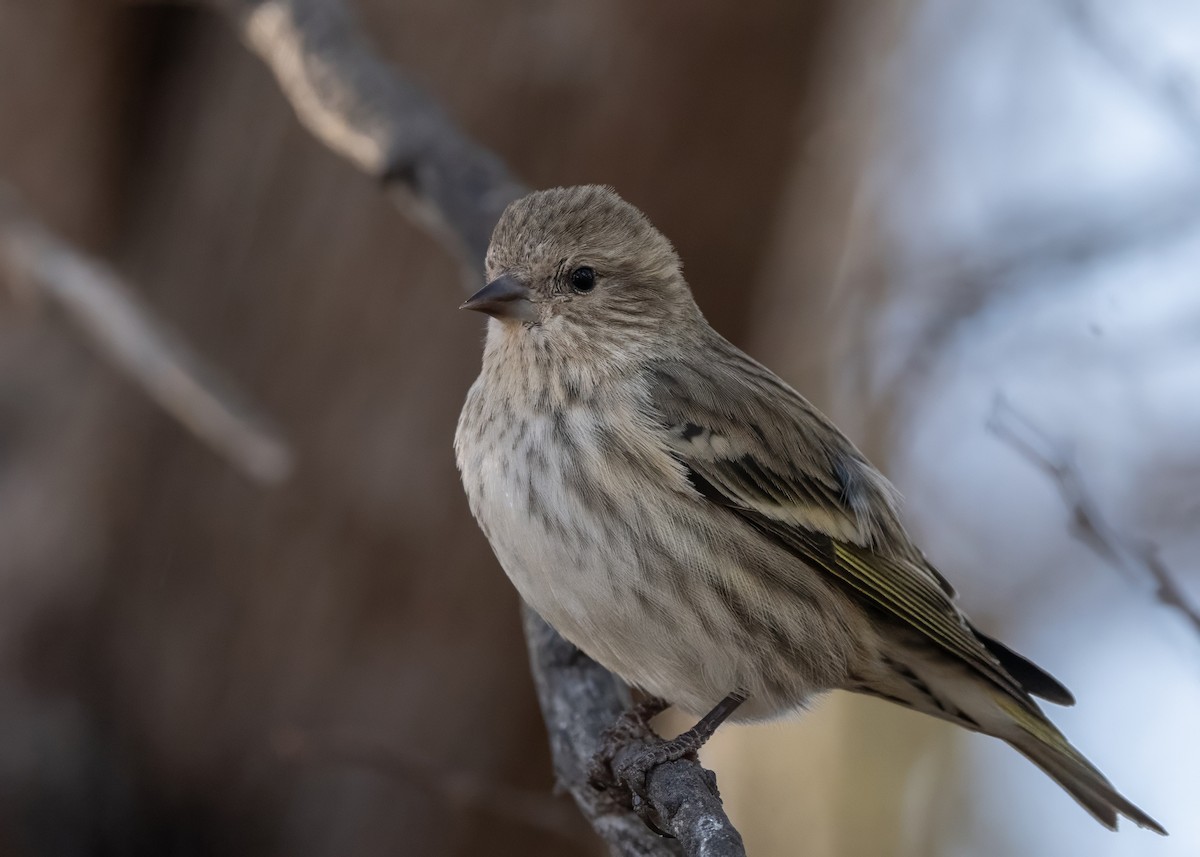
[460,274,536,322]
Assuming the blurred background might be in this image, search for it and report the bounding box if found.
[1,0,1197,855]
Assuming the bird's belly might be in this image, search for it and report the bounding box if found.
[496,536,754,717]
[466,442,737,710]
[457,397,867,720]
[468,454,851,719]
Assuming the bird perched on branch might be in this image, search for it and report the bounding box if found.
[454,184,1163,834]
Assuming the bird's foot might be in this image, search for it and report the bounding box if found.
[588,698,715,835]
[588,692,743,834]
[616,730,718,832]
[587,696,669,790]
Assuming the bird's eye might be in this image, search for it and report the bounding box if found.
[569,266,596,293]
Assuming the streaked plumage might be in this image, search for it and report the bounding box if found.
[454,185,1163,834]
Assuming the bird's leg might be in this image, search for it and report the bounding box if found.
[591,691,747,832]
[615,691,745,792]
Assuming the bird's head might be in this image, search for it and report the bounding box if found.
[462,186,699,359]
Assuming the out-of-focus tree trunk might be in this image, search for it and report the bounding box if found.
[0,4,150,855]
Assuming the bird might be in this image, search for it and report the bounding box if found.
[453,183,1164,834]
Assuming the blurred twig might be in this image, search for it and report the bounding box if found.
[204,0,523,277]
[988,395,1200,636]
[871,186,1200,429]
[181,0,746,852]
[852,0,1200,443]
[0,183,292,484]
[1055,0,1200,152]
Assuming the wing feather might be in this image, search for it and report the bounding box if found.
[648,352,1039,703]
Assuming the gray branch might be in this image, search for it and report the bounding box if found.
[189,0,747,852]
[0,182,292,484]
[207,0,523,275]
[524,607,746,857]
[988,395,1200,637]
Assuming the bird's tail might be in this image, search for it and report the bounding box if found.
[990,692,1166,835]
[860,650,1166,834]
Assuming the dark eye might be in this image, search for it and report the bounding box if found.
[569,266,596,293]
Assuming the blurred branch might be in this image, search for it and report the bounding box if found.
[178,0,746,852]
[988,396,1200,636]
[1055,0,1200,152]
[202,0,523,276]
[0,183,292,484]
[854,1,1200,437]
[876,186,1200,422]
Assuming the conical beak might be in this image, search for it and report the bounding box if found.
[460,275,536,321]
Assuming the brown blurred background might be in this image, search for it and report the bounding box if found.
[1,1,1196,856]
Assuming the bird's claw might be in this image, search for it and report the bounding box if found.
[587,696,669,790]
[589,701,710,838]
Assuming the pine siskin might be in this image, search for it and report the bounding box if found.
[454,184,1164,834]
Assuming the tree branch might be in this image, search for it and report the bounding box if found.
[0,183,292,484]
[206,0,523,274]
[523,607,746,857]
[185,0,747,851]
[988,395,1200,637]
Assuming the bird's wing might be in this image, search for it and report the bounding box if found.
[647,352,1054,703]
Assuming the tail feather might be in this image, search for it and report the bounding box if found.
[994,694,1166,835]
[863,648,1166,834]
[972,627,1075,706]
